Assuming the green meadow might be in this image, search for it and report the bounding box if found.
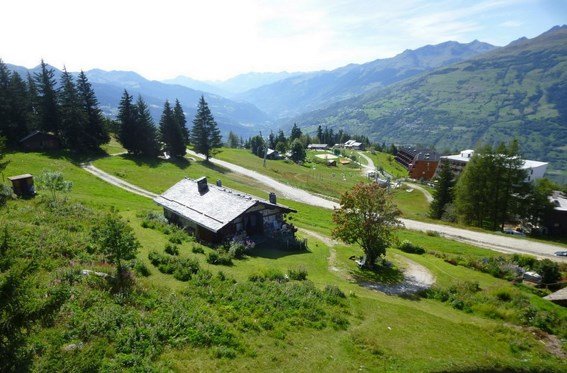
[2,150,565,371]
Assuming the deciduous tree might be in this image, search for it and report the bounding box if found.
[332,182,402,268]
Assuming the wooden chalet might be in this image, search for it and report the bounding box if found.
[19,131,61,152]
[154,177,296,243]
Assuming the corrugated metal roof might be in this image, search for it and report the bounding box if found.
[154,178,295,232]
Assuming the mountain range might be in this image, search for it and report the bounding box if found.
[294,25,567,179]
[6,64,272,138]
[4,25,566,177]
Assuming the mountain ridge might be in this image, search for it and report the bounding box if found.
[293,26,567,179]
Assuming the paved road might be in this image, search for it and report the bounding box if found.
[357,152,375,171]
[186,150,566,261]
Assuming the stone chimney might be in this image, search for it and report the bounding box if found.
[216,179,222,187]
[269,192,277,204]
[196,176,208,194]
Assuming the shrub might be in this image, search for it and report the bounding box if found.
[192,246,205,254]
[148,251,200,281]
[397,240,425,254]
[425,230,440,237]
[207,251,233,266]
[134,261,151,277]
[287,267,308,281]
[249,269,287,283]
[228,242,247,259]
[534,259,561,285]
[164,243,179,256]
[324,285,346,300]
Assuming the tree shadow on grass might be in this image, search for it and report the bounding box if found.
[120,154,190,170]
[247,240,312,259]
[198,159,229,174]
[350,262,404,286]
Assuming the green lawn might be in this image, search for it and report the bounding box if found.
[364,150,408,178]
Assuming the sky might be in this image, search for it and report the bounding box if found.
[1,0,566,81]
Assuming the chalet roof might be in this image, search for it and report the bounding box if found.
[19,131,58,143]
[8,174,33,181]
[154,178,295,232]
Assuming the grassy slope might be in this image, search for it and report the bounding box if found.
[6,151,565,371]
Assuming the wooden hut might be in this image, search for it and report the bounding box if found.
[8,174,35,196]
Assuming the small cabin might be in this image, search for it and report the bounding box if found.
[154,177,296,243]
[19,131,61,152]
[8,174,35,197]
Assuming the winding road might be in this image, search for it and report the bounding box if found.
[186,151,566,261]
[83,153,565,261]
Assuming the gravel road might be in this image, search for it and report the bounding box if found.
[187,151,566,261]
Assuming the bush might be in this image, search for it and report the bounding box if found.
[134,261,151,277]
[164,243,179,256]
[287,267,308,281]
[249,268,287,283]
[534,259,561,285]
[192,246,204,254]
[228,242,247,259]
[324,285,346,299]
[206,251,233,266]
[397,240,425,254]
[147,251,200,281]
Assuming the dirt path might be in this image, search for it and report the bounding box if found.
[298,228,436,294]
[357,152,375,171]
[81,163,157,199]
[186,151,565,261]
[359,255,436,296]
[403,182,434,203]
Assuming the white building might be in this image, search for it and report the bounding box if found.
[435,149,548,182]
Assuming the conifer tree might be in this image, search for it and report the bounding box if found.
[0,60,12,142]
[290,123,302,141]
[159,100,186,157]
[117,90,137,153]
[429,161,454,219]
[26,73,39,130]
[173,99,189,145]
[227,131,240,148]
[133,96,160,157]
[34,60,60,134]
[59,68,87,151]
[190,96,221,161]
[76,71,109,150]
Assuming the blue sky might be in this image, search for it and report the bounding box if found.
[1,0,565,80]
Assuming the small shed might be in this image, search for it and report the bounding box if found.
[8,174,35,196]
[327,159,337,167]
[19,131,61,152]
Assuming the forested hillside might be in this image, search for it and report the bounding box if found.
[295,26,567,179]
[238,40,496,118]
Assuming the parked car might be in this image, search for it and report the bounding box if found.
[503,228,525,237]
[554,251,567,257]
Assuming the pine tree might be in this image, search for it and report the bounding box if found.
[429,161,454,219]
[59,68,87,151]
[0,60,13,142]
[34,60,60,134]
[316,125,323,143]
[133,96,160,157]
[26,73,39,130]
[276,129,286,145]
[268,131,275,149]
[117,90,137,153]
[173,99,190,145]
[159,100,186,157]
[227,131,240,148]
[190,96,221,161]
[76,71,109,150]
[290,123,302,141]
